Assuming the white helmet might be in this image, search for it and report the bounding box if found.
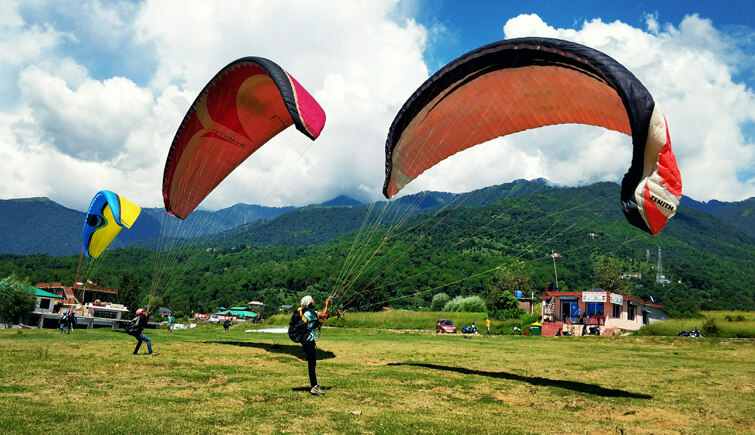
[300,295,314,308]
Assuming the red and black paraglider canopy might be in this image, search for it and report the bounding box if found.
[383,37,681,235]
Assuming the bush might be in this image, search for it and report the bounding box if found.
[443,295,487,313]
[519,313,540,325]
[496,307,525,320]
[701,317,720,337]
[431,293,450,312]
[488,290,522,320]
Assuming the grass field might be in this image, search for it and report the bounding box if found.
[265,311,500,331]
[266,310,755,337]
[1,326,753,434]
[635,311,755,338]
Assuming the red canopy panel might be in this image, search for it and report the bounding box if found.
[385,65,631,197]
[163,58,325,219]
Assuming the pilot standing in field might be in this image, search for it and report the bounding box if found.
[297,296,341,395]
[130,308,154,356]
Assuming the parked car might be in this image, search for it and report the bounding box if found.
[207,315,220,324]
[436,319,456,334]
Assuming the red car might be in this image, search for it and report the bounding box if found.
[436,319,456,334]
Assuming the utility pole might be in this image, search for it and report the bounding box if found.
[551,250,561,289]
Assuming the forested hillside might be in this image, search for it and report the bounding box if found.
[1,182,752,316]
[710,198,755,239]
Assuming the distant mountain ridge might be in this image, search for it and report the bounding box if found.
[0,198,297,256]
[3,181,752,313]
[1,182,752,256]
[681,196,755,238]
[321,195,363,207]
[0,197,83,256]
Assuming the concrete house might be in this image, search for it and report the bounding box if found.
[540,290,668,335]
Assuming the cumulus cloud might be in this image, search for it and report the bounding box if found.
[0,2,752,214]
[18,66,154,161]
[130,0,429,209]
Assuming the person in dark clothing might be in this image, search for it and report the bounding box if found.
[67,310,76,333]
[130,308,154,355]
[223,318,231,332]
[298,295,341,395]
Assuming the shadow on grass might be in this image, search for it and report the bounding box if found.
[388,363,652,399]
[203,341,335,361]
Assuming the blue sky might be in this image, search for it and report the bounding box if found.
[415,0,755,83]
[0,0,753,212]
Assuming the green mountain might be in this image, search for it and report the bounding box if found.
[1,181,752,317]
[0,199,296,256]
[710,198,755,239]
[0,198,85,256]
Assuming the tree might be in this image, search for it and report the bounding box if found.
[592,255,628,295]
[431,293,450,311]
[487,261,531,309]
[0,275,36,327]
[116,270,145,318]
[487,290,523,320]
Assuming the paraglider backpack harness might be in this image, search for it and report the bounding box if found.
[125,316,141,337]
[289,307,319,343]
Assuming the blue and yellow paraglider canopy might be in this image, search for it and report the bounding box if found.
[82,191,141,258]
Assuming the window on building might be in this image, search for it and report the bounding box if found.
[628,305,636,321]
[612,304,621,318]
[93,309,117,319]
[586,302,604,317]
[39,298,50,310]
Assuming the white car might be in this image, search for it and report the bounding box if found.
[207,315,220,324]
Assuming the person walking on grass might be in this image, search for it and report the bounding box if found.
[486,316,491,335]
[59,311,68,334]
[297,295,341,396]
[223,318,231,332]
[129,308,155,356]
[167,314,174,332]
[67,310,76,334]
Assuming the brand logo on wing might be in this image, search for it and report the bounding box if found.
[212,128,247,148]
[650,195,674,211]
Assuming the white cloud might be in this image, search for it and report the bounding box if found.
[18,66,154,161]
[0,3,752,215]
[489,13,755,202]
[129,0,429,209]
